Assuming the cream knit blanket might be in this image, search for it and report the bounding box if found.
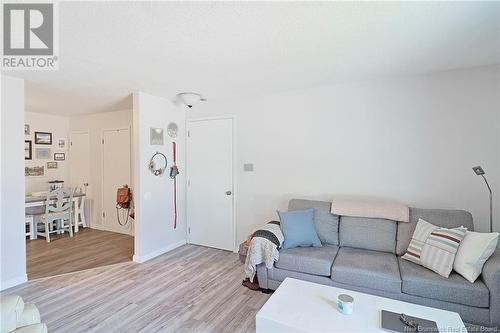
[331,198,409,222]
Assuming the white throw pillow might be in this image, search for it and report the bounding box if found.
[453,231,499,283]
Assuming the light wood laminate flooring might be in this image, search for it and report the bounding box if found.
[27,228,134,280]
[4,244,270,333]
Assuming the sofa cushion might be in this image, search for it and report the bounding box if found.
[396,208,474,255]
[276,245,339,276]
[398,257,489,308]
[331,247,401,293]
[278,208,322,249]
[339,216,397,253]
[288,199,339,245]
[401,218,467,278]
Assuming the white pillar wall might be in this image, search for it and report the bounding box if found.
[132,92,187,262]
[1,75,27,290]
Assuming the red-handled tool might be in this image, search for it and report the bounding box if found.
[170,142,179,229]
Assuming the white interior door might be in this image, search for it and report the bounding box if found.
[70,132,92,225]
[70,132,90,194]
[187,118,234,251]
[102,128,132,235]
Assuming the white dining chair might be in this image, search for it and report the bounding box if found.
[25,206,45,240]
[25,216,33,239]
[36,187,74,242]
[73,186,87,233]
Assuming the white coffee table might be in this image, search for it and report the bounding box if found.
[256,278,465,333]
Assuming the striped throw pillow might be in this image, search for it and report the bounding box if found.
[402,218,467,278]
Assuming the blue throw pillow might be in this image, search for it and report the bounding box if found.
[278,208,322,249]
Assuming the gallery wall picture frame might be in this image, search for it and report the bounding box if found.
[25,140,32,160]
[34,132,52,145]
[57,138,68,150]
[24,124,30,136]
[150,128,164,145]
[47,162,58,169]
[36,148,51,159]
[54,152,65,161]
[25,165,45,177]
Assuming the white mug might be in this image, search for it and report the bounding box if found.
[337,294,354,315]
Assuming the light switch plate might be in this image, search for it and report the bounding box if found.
[244,163,254,172]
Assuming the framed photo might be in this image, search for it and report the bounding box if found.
[47,162,58,169]
[150,128,164,145]
[57,138,68,150]
[25,140,32,160]
[34,132,52,145]
[24,124,30,136]
[25,165,45,177]
[54,152,65,161]
[36,148,51,159]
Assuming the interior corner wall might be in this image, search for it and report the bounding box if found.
[187,64,500,246]
[132,92,186,262]
[25,112,70,193]
[69,109,133,228]
[1,75,27,290]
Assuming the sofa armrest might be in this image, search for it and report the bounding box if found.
[256,263,268,289]
[17,303,41,329]
[481,249,500,327]
[1,295,25,333]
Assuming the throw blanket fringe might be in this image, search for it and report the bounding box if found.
[244,221,284,281]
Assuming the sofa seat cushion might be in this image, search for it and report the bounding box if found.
[276,245,339,276]
[398,257,489,308]
[331,247,401,293]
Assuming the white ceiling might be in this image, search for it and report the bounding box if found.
[4,1,500,115]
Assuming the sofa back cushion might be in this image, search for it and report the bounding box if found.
[339,216,397,253]
[288,199,339,245]
[396,208,474,256]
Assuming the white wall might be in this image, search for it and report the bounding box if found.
[1,75,27,290]
[69,109,133,229]
[188,64,500,245]
[133,92,186,262]
[25,112,70,193]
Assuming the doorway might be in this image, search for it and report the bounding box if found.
[24,113,134,281]
[187,117,235,251]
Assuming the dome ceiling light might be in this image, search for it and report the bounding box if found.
[175,92,206,108]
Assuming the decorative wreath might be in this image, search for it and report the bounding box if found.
[148,152,168,176]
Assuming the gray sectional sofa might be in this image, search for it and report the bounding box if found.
[256,199,500,328]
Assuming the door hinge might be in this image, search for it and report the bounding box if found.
[187,179,190,187]
[187,130,190,137]
[102,211,105,218]
[188,227,191,234]
[70,141,72,146]
[102,139,104,144]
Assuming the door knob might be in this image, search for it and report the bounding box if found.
[226,191,232,195]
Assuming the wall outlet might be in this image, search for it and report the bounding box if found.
[244,163,254,172]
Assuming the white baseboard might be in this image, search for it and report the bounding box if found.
[133,239,186,263]
[1,274,28,291]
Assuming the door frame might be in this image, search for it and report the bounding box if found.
[100,126,132,233]
[186,116,237,252]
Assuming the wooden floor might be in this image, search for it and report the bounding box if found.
[27,228,134,280]
[4,245,270,333]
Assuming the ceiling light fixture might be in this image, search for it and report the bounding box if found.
[175,92,206,108]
